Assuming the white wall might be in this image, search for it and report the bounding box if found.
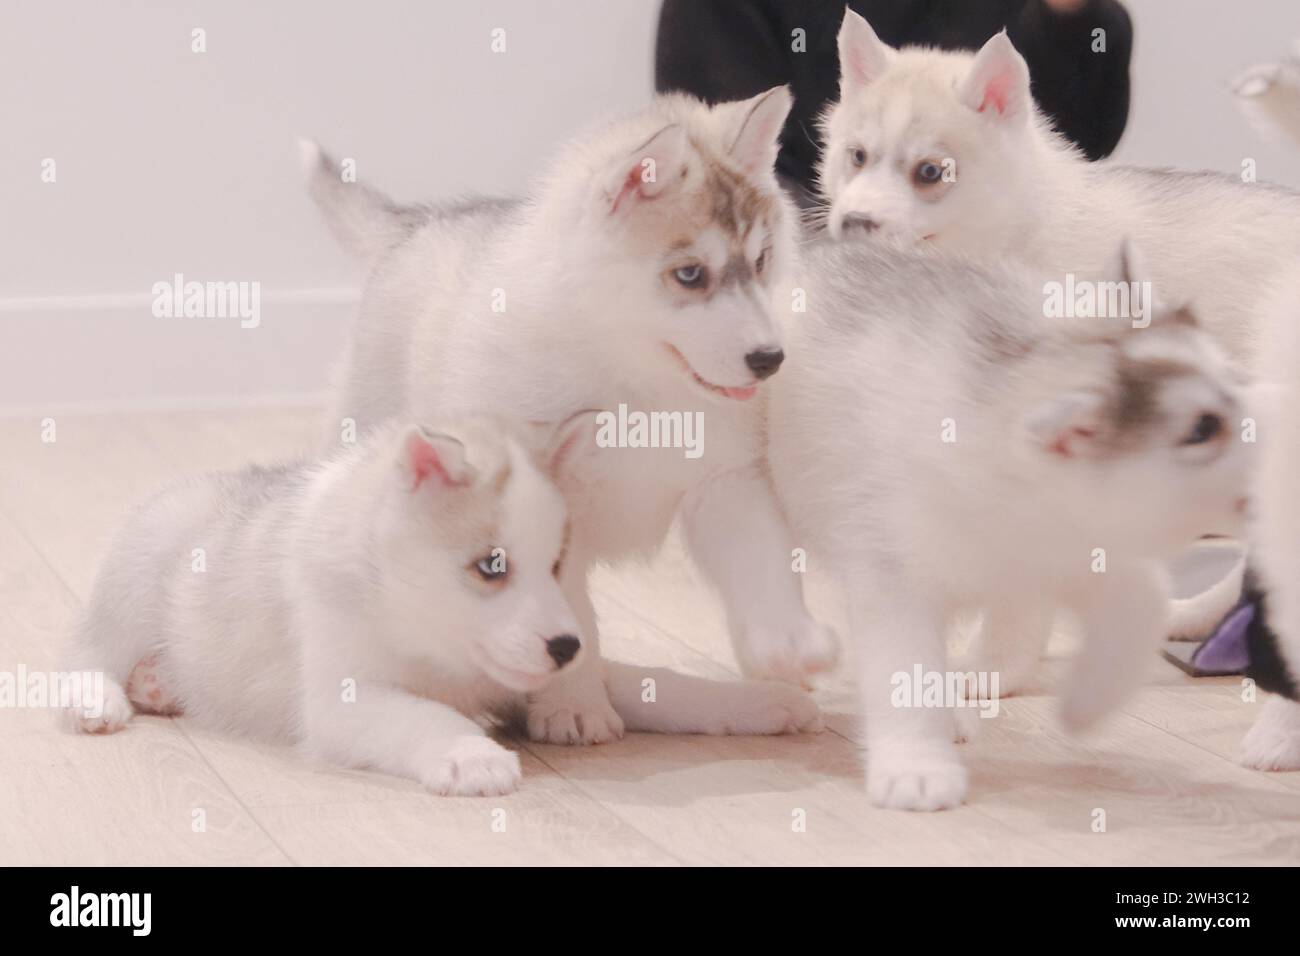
[1111,0,1300,186]
[0,0,660,409]
[2,0,1298,410]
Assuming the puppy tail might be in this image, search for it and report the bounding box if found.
[1060,567,1170,734]
[298,138,429,263]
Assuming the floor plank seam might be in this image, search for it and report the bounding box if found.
[172,719,302,866]
[512,739,695,866]
[0,504,81,604]
[1121,706,1300,793]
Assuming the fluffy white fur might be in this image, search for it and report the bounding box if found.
[822,10,1300,778]
[66,417,591,795]
[66,415,822,794]
[820,10,1300,366]
[768,242,1250,810]
[1231,59,1300,770]
[1239,284,1300,771]
[304,91,832,743]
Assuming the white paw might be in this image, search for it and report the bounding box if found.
[125,653,182,715]
[421,736,522,797]
[1238,697,1300,771]
[735,615,840,685]
[68,679,132,735]
[703,681,824,736]
[527,692,625,745]
[866,747,968,811]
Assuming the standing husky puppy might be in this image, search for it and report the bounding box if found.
[769,243,1249,810]
[1232,65,1300,771]
[305,91,832,743]
[66,417,591,795]
[1238,286,1300,771]
[819,11,1300,364]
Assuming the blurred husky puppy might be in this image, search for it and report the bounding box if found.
[1238,284,1300,771]
[768,242,1249,810]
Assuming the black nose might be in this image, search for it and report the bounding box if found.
[546,634,581,668]
[744,348,785,379]
[842,213,879,234]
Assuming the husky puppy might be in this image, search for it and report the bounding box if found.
[1238,285,1300,771]
[304,91,832,743]
[65,417,593,795]
[818,10,1300,365]
[1229,61,1300,771]
[66,416,818,795]
[768,242,1250,809]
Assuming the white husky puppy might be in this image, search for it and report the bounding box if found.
[304,90,831,743]
[66,415,817,794]
[818,10,1300,365]
[65,417,597,795]
[1230,57,1300,771]
[1237,284,1300,771]
[768,242,1249,810]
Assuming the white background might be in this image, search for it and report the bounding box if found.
[3,0,1299,410]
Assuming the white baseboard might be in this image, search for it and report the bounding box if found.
[0,288,358,412]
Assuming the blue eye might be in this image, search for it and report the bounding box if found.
[474,553,507,581]
[915,161,944,185]
[673,264,706,288]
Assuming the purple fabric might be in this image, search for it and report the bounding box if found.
[1192,601,1255,674]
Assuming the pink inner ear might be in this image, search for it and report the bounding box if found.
[1047,435,1073,459]
[844,50,873,87]
[1048,426,1096,459]
[408,435,454,489]
[978,73,1014,115]
[609,166,643,215]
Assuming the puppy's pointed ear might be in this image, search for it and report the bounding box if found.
[723,85,792,176]
[397,425,474,491]
[1110,237,1147,288]
[838,10,893,94]
[546,409,603,483]
[958,31,1031,121]
[1103,238,1197,332]
[1111,237,1158,328]
[1023,390,1110,460]
[603,124,688,215]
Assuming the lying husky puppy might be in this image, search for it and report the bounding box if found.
[65,416,817,795]
[768,243,1249,810]
[818,10,1300,366]
[304,91,832,742]
[65,417,585,795]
